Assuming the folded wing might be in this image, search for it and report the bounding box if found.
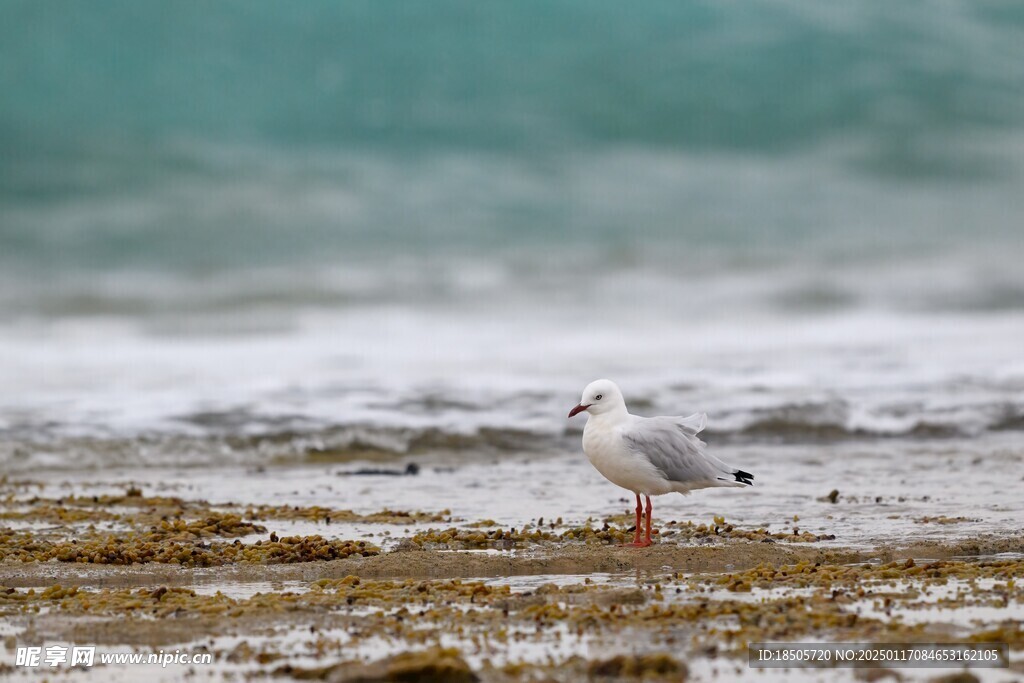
[621,414,752,488]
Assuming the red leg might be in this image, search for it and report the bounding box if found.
[643,495,653,546]
[619,493,643,547]
[619,493,652,548]
[633,493,642,544]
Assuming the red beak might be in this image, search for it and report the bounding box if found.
[568,404,589,418]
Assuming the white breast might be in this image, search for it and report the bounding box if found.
[582,418,672,495]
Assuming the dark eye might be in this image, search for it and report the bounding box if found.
[595,394,603,400]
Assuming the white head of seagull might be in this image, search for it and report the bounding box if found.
[568,378,626,418]
[567,379,753,548]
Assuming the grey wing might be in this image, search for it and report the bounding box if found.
[621,415,740,486]
[676,412,707,435]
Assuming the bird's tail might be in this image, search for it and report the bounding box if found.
[717,469,754,486]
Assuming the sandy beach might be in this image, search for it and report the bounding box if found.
[1,453,1021,682]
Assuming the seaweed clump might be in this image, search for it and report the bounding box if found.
[273,647,478,682]
[0,530,377,566]
[588,654,687,679]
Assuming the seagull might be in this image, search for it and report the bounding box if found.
[568,379,753,548]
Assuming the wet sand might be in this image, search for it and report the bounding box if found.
[3,535,1023,588]
[1,474,1022,682]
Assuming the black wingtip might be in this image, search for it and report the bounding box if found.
[734,469,754,486]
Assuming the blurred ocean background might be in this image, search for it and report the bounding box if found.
[2,0,1023,471]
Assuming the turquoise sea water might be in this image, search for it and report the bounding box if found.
[3,0,1023,270]
[0,1,1022,469]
